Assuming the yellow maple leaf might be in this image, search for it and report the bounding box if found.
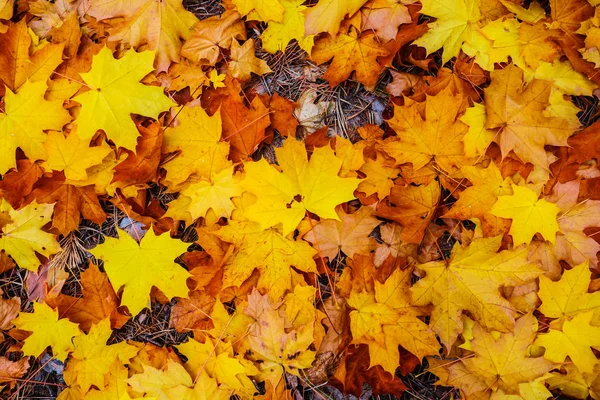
[228,39,272,81]
[127,359,192,400]
[162,104,231,189]
[459,102,496,158]
[103,0,199,72]
[216,220,317,299]
[231,0,285,22]
[411,236,542,350]
[304,0,368,36]
[0,80,71,175]
[484,64,574,169]
[348,267,440,374]
[377,88,468,173]
[241,138,360,235]
[546,364,600,400]
[0,200,60,272]
[414,0,481,64]
[491,184,560,245]
[357,156,400,200]
[538,261,600,323]
[164,371,231,400]
[43,131,112,181]
[12,302,81,361]
[535,310,600,374]
[63,318,138,393]
[165,166,243,225]
[430,314,555,397]
[89,228,191,316]
[177,338,256,397]
[311,29,389,89]
[261,0,314,54]
[73,46,176,151]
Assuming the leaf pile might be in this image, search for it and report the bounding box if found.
[0,0,599,399]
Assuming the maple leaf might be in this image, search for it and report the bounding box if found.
[241,138,360,235]
[376,180,440,244]
[411,236,542,350]
[348,267,440,374]
[165,166,243,225]
[304,0,368,36]
[414,0,481,64]
[181,11,247,65]
[12,302,81,361]
[361,0,412,42]
[164,371,231,400]
[0,159,43,209]
[221,94,270,161]
[73,46,176,151]
[535,310,600,374]
[303,205,380,260]
[162,104,231,188]
[0,200,59,272]
[127,359,193,400]
[48,263,129,332]
[0,356,29,385]
[311,29,389,89]
[177,338,257,396]
[244,289,316,388]
[261,0,314,54]
[216,220,317,299]
[228,39,272,81]
[491,184,560,245]
[431,314,555,396]
[538,260,600,323]
[0,20,65,92]
[100,0,199,72]
[377,88,468,173]
[484,64,574,169]
[28,174,106,235]
[231,0,285,22]
[357,156,400,200]
[443,163,513,223]
[43,131,111,181]
[0,80,71,175]
[89,228,191,316]
[63,318,138,392]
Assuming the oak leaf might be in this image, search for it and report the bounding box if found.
[0,200,59,272]
[311,30,389,89]
[12,302,81,361]
[89,228,191,316]
[63,318,138,393]
[73,46,175,151]
[0,80,71,175]
[411,236,542,350]
[491,184,560,245]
